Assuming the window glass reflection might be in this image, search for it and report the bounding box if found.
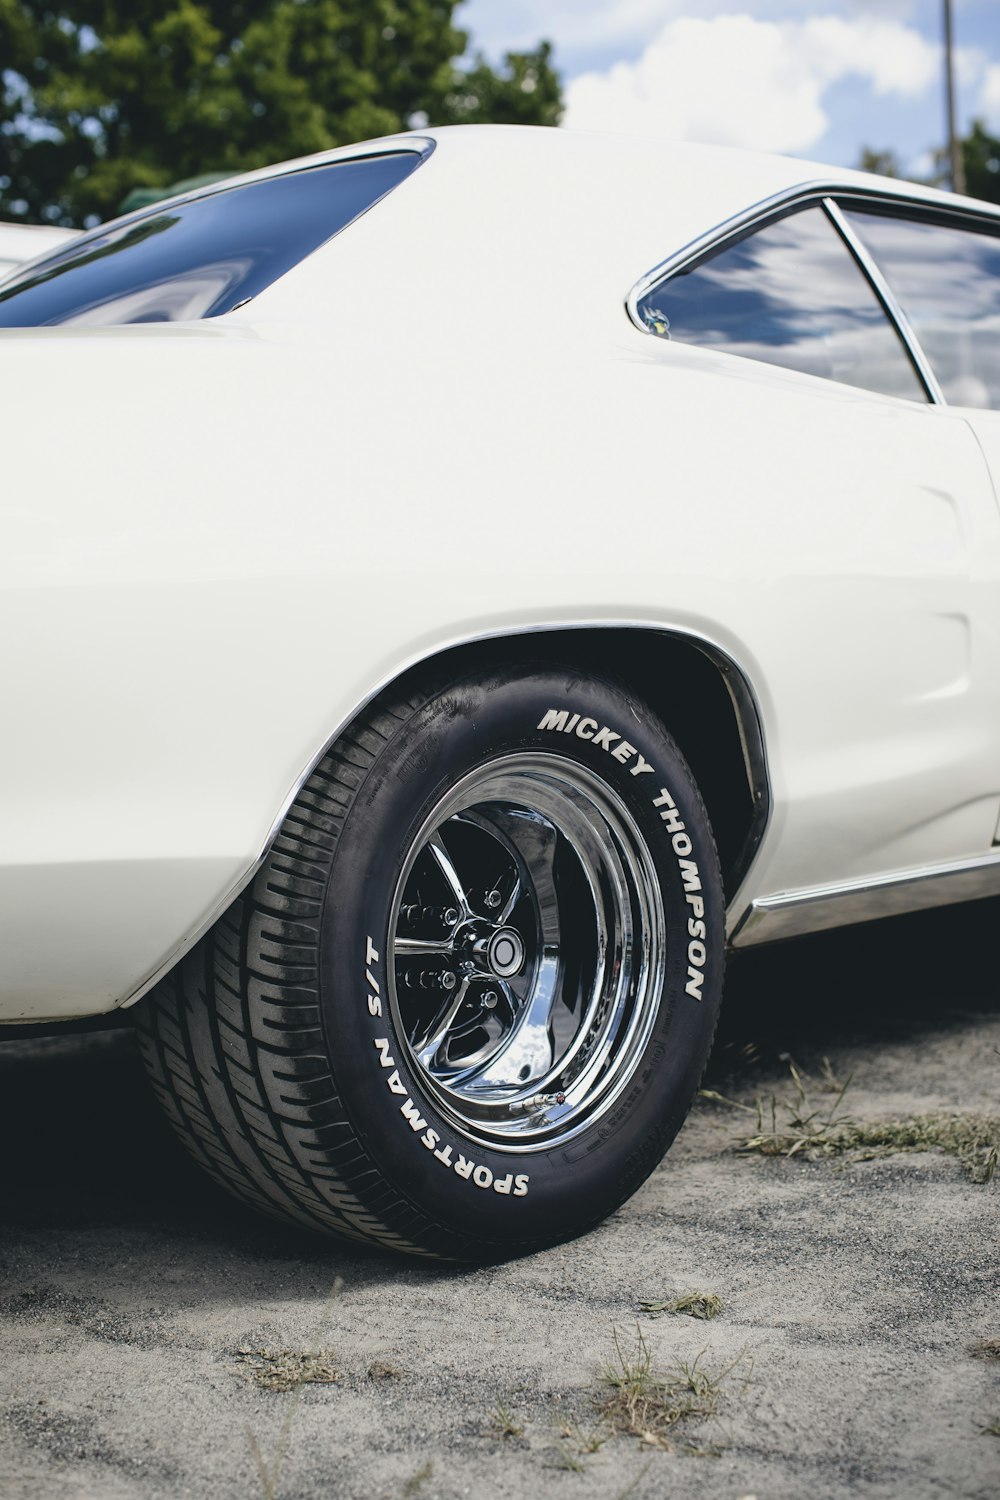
[637,206,924,401]
[842,210,1000,409]
[0,153,420,328]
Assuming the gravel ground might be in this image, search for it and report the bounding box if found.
[1,900,998,1500]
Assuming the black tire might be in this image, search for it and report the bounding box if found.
[136,660,725,1261]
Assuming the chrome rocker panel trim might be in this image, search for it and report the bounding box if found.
[731,849,1000,947]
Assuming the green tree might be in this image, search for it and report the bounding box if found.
[857,147,902,179]
[0,1,562,226]
[858,121,1000,204]
[960,119,1000,205]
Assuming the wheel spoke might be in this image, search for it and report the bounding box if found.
[484,809,560,945]
[393,935,455,957]
[413,975,471,1072]
[497,873,522,925]
[457,967,556,1092]
[427,831,472,918]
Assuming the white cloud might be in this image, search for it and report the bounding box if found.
[457,0,927,64]
[562,13,941,153]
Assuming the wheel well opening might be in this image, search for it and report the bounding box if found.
[390,628,768,900]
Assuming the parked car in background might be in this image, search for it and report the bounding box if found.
[1,126,998,1260]
[0,223,80,283]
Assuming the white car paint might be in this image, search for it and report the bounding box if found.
[2,125,999,1022]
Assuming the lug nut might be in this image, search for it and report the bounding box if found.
[484,889,502,910]
[402,904,461,928]
[482,990,498,1009]
[404,968,457,991]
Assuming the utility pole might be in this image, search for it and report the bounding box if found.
[943,0,966,194]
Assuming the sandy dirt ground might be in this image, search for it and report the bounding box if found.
[1,901,998,1500]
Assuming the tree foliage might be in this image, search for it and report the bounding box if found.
[960,120,1000,205]
[0,1,562,225]
[858,121,1000,205]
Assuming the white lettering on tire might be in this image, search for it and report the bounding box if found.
[366,938,530,1196]
[536,712,713,1004]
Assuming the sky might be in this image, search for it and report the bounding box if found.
[456,0,1000,176]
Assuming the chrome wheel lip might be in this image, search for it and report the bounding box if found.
[387,751,667,1153]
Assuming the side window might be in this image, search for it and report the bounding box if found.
[636,206,925,402]
[0,151,422,328]
[840,210,1000,410]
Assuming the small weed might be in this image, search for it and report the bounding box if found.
[402,1459,433,1495]
[969,1338,1000,1361]
[489,1399,525,1439]
[740,1059,854,1159]
[558,1418,609,1455]
[598,1325,749,1450]
[722,1061,999,1183]
[368,1358,403,1381]
[982,1417,1000,1438]
[243,1274,343,1500]
[553,1443,586,1473]
[235,1347,339,1394]
[640,1292,723,1321]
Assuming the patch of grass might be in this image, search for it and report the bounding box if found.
[970,1338,1000,1361]
[402,1459,433,1495]
[982,1417,1000,1438]
[598,1325,750,1451]
[557,1419,609,1455]
[639,1292,723,1321]
[716,1060,999,1183]
[832,1119,999,1184]
[235,1347,339,1394]
[488,1399,525,1439]
[552,1419,610,1473]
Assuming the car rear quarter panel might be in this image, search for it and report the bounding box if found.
[2,132,999,1019]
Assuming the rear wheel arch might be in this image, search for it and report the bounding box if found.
[376,625,770,901]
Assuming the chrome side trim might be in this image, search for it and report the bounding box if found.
[730,849,1000,948]
[822,198,945,405]
[117,618,771,1009]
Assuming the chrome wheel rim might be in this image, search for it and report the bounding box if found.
[387,752,666,1151]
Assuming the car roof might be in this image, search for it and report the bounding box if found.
[169,126,1000,326]
[8,127,997,334]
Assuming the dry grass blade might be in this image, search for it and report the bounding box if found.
[640,1292,723,1321]
[234,1348,339,1394]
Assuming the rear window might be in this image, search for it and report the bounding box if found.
[0,151,422,328]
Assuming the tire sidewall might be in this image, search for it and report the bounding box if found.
[317,664,723,1251]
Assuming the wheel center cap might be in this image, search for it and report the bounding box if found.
[485,927,525,979]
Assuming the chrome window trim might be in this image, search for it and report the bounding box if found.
[821,197,945,404]
[626,177,1000,407]
[730,848,1000,947]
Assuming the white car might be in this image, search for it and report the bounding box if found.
[0,222,80,283]
[2,126,998,1260]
